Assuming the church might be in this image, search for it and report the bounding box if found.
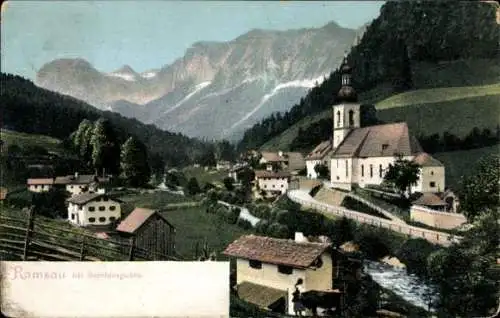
[306,57,445,194]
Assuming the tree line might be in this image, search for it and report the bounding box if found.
[236,1,498,151]
[1,73,216,168]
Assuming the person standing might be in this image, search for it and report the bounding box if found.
[292,278,306,316]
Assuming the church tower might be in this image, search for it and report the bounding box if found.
[332,56,360,149]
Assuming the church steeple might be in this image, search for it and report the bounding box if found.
[337,55,358,103]
[332,54,361,149]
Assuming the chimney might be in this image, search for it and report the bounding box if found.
[295,232,308,243]
[278,151,283,157]
[74,172,79,179]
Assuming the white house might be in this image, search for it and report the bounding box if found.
[308,56,446,193]
[254,170,291,194]
[27,178,54,193]
[67,192,122,227]
[305,141,333,179]
[55,173,109,196]
[223,233,336,315]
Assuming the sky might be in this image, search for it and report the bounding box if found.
[1,1,384,80]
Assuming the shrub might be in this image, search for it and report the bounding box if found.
[255,220,269,234]
[353,225,392,260]
[396,238,439,278]
[226,207,240,225]
[237,218,253,230]
[267,222,289,238]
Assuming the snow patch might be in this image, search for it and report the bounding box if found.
[163,81,212,115]
[227,74,328,132]
[106,73,137,82]
[141,71,158,79]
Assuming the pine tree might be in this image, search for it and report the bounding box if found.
[120,137,151,187]
[91,118,120,175]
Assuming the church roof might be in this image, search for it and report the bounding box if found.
[412,152,444,167]
[331,122,423,158]
[306,140,333,160]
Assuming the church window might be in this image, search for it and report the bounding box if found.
[379,165,383,178]
[430,171,434,176]
[346,160,349,177]
[336,111,341,126]
[370,165,373,178]
[348,110,354,126]
[361,165,364,177]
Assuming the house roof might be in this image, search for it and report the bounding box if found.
[67,192,122,205]
[223,234,331,268]
[260,152,288,162]
[412,152,444,167]
[332,122,423,158]
[54,174,109,185]
[237,282,286,309]
[412,193,447,206]
[116,208,175,234]
[306,140,332,160]
[27,178,54,185]
[254,170,291,179]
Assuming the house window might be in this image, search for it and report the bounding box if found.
[109,217,116,222]
[70,185,74,189]
[370,165,373,178]
[98,206,105,211]
[103,197,109,201]
[430,171,434,176]
[348,110,354,126]
[361,165,364,177]
[71,214,75,220]
[379,164,383,178]
[277,265,293,275]
[88,207,95,212]
[109,206,116,211]
[430,182,436,188]
[88,217,96,223]
[98,217,106,223]
[249,260,262,269]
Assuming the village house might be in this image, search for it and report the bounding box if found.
[67,192,122,227]
[305,140,333,179]
[216,160,232,171]
[307,57,446,193]
[55,172,110,196]
[259,151,306,173]
[228,163,249,182]
[410,192,467,230]
[223,233,336,315]
[27,178,54,193]
[116,208,176,260]
[0,187,8,202]
[254,170,291,195]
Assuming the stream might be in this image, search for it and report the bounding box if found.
[364,260,437,311]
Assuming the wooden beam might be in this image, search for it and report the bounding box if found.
[128,236,136,261]
[22,206,35,260]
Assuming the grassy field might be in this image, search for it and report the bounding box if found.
[182,166,229,187]
[261,59,500,152]
[117,191,250,259]
[433,144,500,189]
[0,129,62,154]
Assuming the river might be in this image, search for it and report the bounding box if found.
[364,260,437,311]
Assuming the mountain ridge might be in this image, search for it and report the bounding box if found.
[35,21,361,140]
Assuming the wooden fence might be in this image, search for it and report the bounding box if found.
[0,208,179,261]
[287,190,462,247]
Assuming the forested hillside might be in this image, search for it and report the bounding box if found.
[237,1,499,152]
[1,74,213,166]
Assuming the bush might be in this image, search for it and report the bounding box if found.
[267,222,289,238]
[226,207,240,224]
[237,218,253,230]
[255,220,269,234]
[396,238,439,278]
[353,225,392,260]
